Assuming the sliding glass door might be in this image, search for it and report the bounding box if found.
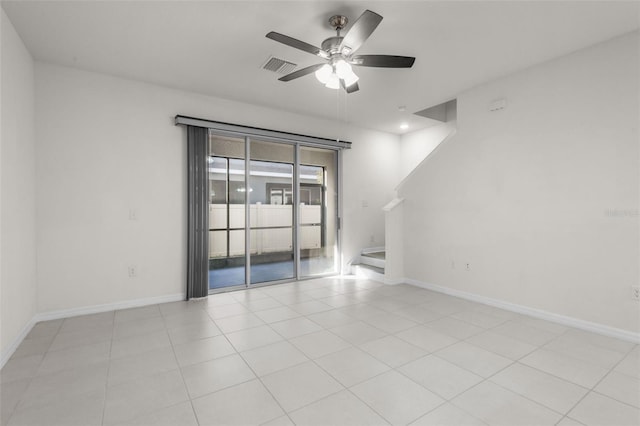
[207,132,340,292]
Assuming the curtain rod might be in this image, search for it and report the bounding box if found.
[175,115,352,150]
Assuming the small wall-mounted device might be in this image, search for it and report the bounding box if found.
[488,98,507,112]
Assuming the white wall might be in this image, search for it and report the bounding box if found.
[1,10,38,359]
[35,63,399,312]
[400,32,639,333]
[399,121,456,182]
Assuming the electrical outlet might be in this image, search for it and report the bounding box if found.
[632,286,640,301]
[128,265,137,278]
[369,235,375,243]
[465,263,471,272]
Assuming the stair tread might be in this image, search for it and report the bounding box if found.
[354,263,385,274]
[361,251,386,260]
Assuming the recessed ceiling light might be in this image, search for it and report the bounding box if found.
[400,123,409,130]
[398,106,407,111]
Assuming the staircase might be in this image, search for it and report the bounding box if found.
[351,249,386,281]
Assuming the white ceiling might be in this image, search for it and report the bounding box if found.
[3,1,638,135]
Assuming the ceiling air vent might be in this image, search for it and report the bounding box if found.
[262,56,297,75]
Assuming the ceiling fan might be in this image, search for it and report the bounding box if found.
[266,10,415,94]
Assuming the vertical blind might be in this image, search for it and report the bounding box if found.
[186,126,209,299]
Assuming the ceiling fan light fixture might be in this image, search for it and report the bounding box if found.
[314,64,333,84]
[325,73,341,89]
[334,60,352,79]
[342,70,359,87]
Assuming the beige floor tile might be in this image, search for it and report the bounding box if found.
[289,300,333,315]
[561,329,636,354]
[435,342,512,378]
[0,354,43,384]
[261,415,295,426]
[214,313,264,333]
[269,317,323,339]
[261,361,343,412]
[491,321,559,346]
[450,310,508,328]
[393,305,443,324]
[240,341,308,376]
[103,369,189,425]
[180,353,255,398]
[240,296,283,311]
[167,319,222,345]
[452,381,561,426]
[614,349,640,379]
[424,317,485,340]
[253,306,301,323]
[8,388,105,426]
[330,321,387,345]
[520,348,609,388]
[112,316,166,340]
[543,337,627,369]
[0,378,30,425]
[289,390,388,426]
[192,379,284,425]
[316,347,390,387]
[359,335,427,368]
[363,312,418,334]
[26,320,63,339]
[48,326,112,352]
[207,302,251,320]
[114,305,161,323]
[569,392,640,426]
[37,340,111,375]
[225,325,283,352]
[410,402,487,426]
[317,294,359,308]
[594,370,640,408]
[306,309,358,328]
[351,370,444,425]
[113,401,198,426]
[289,330,351,358]
[110,330,171,359]
[107,346,179,386]
[162,309,213,330]
[173,335,236,367]
[465,331,538,360]
[17,362,108,410]
[490,363,588,414]
[399,355,483,400]
[396,326,459,353]
[10,336,53,359]
[556,417,585,425]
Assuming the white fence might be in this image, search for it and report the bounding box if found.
[209,204,322,258]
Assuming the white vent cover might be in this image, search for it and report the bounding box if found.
[262,56,297,75]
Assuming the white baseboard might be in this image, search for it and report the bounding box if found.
[0,317,37,370]
[404,278,640,344]
[384,276,405,285]
[35,293,185,322]
[1,292,185,370]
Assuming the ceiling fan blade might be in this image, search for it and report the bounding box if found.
[266,31,329,59]
[279,63,325,82]
[350,55,415,68]
[339,10,383,54]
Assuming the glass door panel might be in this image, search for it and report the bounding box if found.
[299,146,338,277]
[249,140,295,284]
[208,135,246,290]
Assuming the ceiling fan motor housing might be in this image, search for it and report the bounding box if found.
[321,37,345,57]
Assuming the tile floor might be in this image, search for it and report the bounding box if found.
[1,278,638,426]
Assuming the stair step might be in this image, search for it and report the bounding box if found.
[362,251,385,260]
